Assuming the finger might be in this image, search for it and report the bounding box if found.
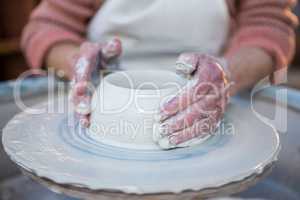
[159,80,224,122]
[157,118,214,149]
[175,53,199,76]
[75,39,121,74]
[73,42,104,82]
[72,80,95,99]
[167,110,222,146]
[159,79,208,121]
[80,42,102,58]
[195,55,226,84]
[160,94,220,136]
[71,93,92,115]
[218,83,232,113]
[168,111,221,146]
[76,113,90,127]
[101,38,122,60]
[160,55,227,121]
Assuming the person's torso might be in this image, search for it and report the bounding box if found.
[88,0,230,71]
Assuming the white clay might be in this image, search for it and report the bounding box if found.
[158,134,212,150]
[88,70,215,150]
[75,101,91,115]
[89,70,190,149]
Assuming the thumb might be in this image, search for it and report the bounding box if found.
[101,38,122,60]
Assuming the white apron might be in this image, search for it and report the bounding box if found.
[87,0,229,71]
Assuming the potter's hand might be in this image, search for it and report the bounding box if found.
[156,53,232,149]
[70,38,122,126]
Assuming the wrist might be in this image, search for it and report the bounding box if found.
[46,42,80,79]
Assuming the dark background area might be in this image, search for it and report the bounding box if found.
[0,0,40,80]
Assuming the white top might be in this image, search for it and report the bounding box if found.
[87,0,229,71]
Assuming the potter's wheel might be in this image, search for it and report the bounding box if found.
[2,96,280,195]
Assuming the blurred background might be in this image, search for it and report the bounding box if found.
[0,0,39,81]
[0,1,299,200]
[0,1,299,87]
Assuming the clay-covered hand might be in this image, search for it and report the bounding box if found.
[70,38,122,126]
[155,53,232,149]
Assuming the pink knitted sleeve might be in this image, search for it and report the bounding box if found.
[225,0,298,84]
[21,0,99,68]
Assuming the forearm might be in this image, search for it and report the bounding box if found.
[21,0,97,71]
[46,42,80,79]
[225,47,274,96]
